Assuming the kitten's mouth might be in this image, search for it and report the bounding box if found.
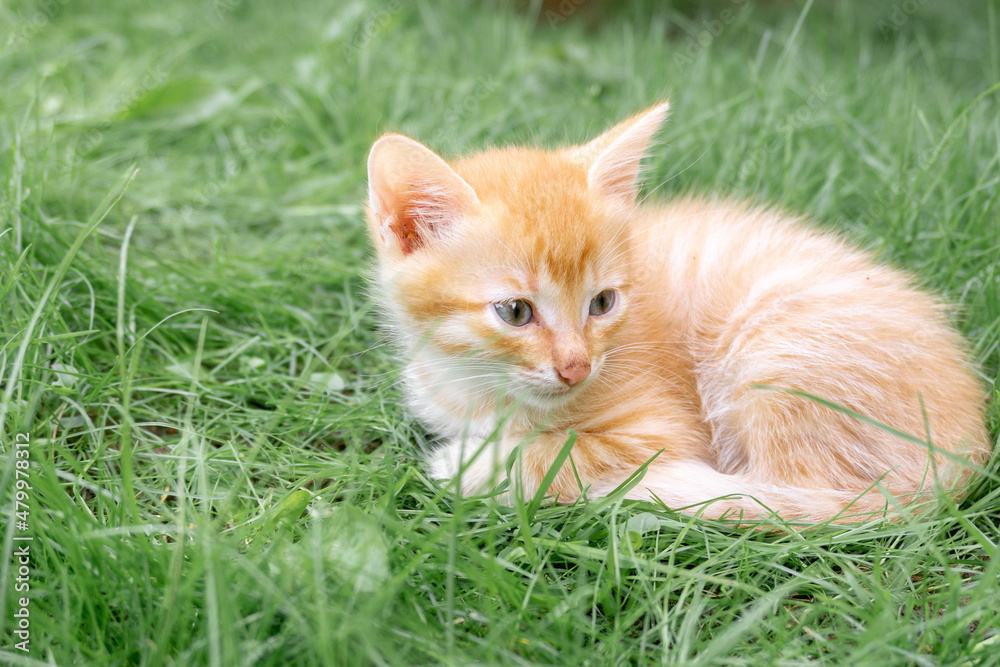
[524,374,593,404]
[513,378,572,405]
[516,361,601,404]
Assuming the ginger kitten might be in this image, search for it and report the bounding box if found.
[365,103,991,524]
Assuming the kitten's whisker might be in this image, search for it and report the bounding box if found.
[605,341,694,362]
[419,372,506,389]
[602,357,698,391]
[605,347,690,364]
[348,340,395,358]
[601,206,742,269]
[598,140,721,267]
[627,140,719,219]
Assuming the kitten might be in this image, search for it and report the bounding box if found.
[365,103,991,524]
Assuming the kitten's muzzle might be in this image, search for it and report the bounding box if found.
[552,333,591,387]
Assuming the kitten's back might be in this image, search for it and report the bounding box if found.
[631,198,990,494]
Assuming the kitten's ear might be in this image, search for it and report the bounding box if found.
[367,134,480,256]
[570,102,669,206]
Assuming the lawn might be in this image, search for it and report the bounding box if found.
[1,0,999,664]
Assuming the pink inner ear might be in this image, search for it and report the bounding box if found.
[368,134,480,256]
[586,102,670,206]
[386,180,459,254]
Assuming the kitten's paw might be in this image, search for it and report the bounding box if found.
[427,437,510,497]
[427,440,465,482]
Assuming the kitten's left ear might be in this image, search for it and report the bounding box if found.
[569,102,670,206]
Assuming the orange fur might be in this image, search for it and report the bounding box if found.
[365,103,991,525]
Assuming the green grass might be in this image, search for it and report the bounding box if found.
[2,0,999,664]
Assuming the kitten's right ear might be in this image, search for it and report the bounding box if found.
[568,102,670,207]
[367,134,480,257]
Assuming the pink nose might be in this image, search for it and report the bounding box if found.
[557,362,591,386]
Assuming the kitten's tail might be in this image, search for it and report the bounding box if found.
[590,460,948,526]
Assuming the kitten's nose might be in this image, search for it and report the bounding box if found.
[556,361,591,386]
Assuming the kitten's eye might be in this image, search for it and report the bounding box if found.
[494,299,533,327]
[589,289,617,316]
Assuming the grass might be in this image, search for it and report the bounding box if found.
[1,0,999,664]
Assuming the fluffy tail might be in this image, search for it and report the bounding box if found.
[587,460,946,527]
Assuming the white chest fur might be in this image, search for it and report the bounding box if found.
[403,346,502,441]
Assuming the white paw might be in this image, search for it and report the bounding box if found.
[427,437,512,496]
[427,440,466,481]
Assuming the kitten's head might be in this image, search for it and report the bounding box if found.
[366,103,669,409]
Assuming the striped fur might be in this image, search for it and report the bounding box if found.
[365,103,991,525]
